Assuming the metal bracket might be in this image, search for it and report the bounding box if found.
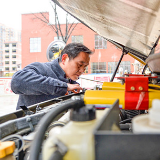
[26,116,34,131]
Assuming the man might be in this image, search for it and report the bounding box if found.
[11,43,92,110]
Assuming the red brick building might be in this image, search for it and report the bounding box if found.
[21,12,135,74]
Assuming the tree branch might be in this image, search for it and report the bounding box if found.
[66,23,78,42]
[64,13,68,42]
[50,2,59,38]
[56,12,66,42]
[33,12,57,33]
[32,0,78,44]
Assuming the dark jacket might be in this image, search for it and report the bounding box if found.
[11,58,76,110]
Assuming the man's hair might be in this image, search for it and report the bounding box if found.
[59,43,92,61]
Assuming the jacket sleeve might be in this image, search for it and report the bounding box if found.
[11,64,68,96]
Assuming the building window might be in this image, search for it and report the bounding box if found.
[30,37,41,52]
[72,35,83,43]
[5,55,9,58]
[108,61,131,73]
[108,62,118,73]
[95,35,107,49]
[12,61,16,64]
[5,50,9,53]
[85,66,88,73]
[5,44,9,47]
[12,43,16,47]
[54,36,63,41]
[5,61,9,64]
[5,67,9,71]
[120,61,131,73]
[12,49,16,53]
[12,55,16,58]
[91,62,106,73]
[12,67,16,71]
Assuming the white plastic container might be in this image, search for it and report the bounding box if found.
[42,107,106,160]
[132,99,160,133]
[43,119,97,160]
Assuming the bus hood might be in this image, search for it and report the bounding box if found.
[53,0,160,60]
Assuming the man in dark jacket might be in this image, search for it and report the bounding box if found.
[11,43,92,110]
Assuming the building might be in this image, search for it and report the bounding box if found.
[0,23,21,76]
[0,24,5,76]
[5,28,21,42]
[21,12,135,75]
[3,41,21,76]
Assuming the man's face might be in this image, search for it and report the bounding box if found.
[63,52,90,80]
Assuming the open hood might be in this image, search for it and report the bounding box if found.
[53,0,160,60]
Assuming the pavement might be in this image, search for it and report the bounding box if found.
[0,94,18,116]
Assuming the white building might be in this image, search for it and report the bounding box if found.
[3,41,21,76]
[0,23,21,76]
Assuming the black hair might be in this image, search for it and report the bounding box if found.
[59,43,92,61]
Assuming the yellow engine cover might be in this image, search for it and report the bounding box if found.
[84,82,160,110]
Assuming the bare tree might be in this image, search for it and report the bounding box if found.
[32,1,78,43]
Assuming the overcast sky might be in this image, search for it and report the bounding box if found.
[0,0,73,30]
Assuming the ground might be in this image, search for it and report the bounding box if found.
[0,94,18,116]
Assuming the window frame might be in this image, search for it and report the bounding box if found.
[5,61,9,64]
[30,37,41,52]
[108,61,131,73]
[95,35,107,49]
[12,55,16,58]
[5,44,9,47]
[5,55,9,58]
[12,49,16,53]
[54,36,63,41]
[5,50,9,53]
[5,67,9,71]
[12,67,16,71]
[12,43,17,47]
[91,62,106,73]
[72,35,83,43]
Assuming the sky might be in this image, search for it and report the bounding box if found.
[0,0,73,30]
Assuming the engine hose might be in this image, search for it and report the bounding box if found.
[29,98,85,160]
[119,118,132,124]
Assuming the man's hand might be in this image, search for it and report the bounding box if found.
[67,83,83,94]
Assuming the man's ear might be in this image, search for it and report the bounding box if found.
[61,54,69,65]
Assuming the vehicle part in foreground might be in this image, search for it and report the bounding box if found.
[0,141,15,159]
[94,100,160,160]
[0,92,83,124]
[29,97,85,160]
[30,99,160,160]
[0,135,24,160]
[84,74,160,110]
[132,99,160,133]
[42,99,97,160]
